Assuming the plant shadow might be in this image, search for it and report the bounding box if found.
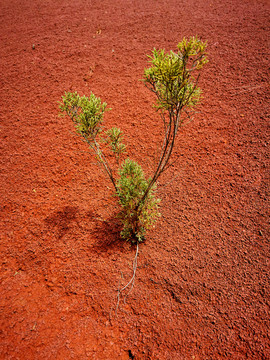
[44,205,126,253]
[91,215,126,254]
[44,205,80,239]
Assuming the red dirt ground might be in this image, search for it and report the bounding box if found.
[0,0,269,359]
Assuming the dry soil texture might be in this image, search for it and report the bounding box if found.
[0,0,269,359]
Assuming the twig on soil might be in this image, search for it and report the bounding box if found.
[159,173,180,188]
[229,83,264,96]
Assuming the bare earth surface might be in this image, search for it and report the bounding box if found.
[0,0,269,359]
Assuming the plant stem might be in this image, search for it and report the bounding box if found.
[82,134,118,192]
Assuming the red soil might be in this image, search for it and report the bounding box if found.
[0,0,269,359]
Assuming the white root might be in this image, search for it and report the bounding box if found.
[114,242,139,316]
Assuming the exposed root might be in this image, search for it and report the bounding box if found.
[113,242,139,316]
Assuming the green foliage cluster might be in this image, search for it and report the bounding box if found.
[59,36,207,243]
[144,36,207,112]
[116,159,160,242]
[105,127,126,162]
[59,91,108,140]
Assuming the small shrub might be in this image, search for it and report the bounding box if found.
[59,36,207,243]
